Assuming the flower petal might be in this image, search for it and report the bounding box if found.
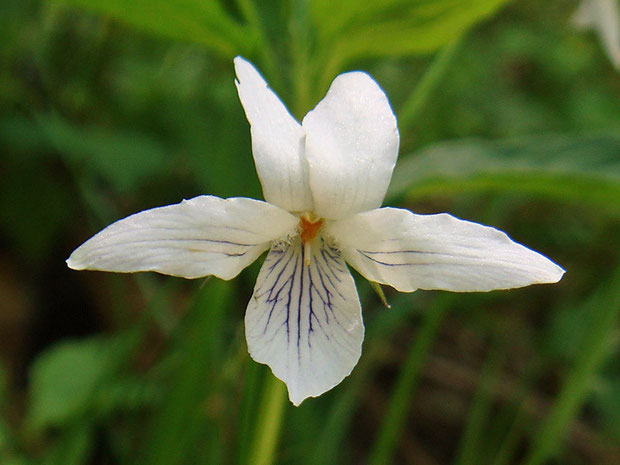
[327,207,565,292]
[302,71,399,219]
[234,56,313,212]
[67,196,298,280]
[572,0,620,70]
[245,236,363,406]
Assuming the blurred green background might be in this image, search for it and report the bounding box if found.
[1,0,619,464]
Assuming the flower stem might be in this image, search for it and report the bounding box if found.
[247,373,287,465]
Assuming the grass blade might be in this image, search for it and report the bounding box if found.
[453,342,506,465]
[246,374,287,465]
[522,267,620,465]
[368,295,453,465]
[137,279,232,465]
[398,36,464,133]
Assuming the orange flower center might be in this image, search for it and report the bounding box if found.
[299,214,323,244]
[299,214,323,265]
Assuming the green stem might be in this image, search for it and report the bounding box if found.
[247,374,287,465]
[368,296,452,465]
[398,36,464,134]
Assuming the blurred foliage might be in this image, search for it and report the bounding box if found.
[0,0,619,464]
[389,133,620,212]
[51,0,257,57]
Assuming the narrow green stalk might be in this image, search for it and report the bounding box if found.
[490,403,529,465]
[398,36,464,133]
[247,374,287,465]
[370,281,392,308]
[235,359,263,465]
[368,296,453,465]
[522,268,620,465]
[454,342,506,465]
[488,362,543,465]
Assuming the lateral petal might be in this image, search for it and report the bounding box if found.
[67,196,298,280]
[245,236,364,406]
[327,208,565,292]
[234,56,313,213]
[302,71,399,219]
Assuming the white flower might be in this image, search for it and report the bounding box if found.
[572,0,620,70]
[67,57,565,406]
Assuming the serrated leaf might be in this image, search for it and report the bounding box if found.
[388,133,620,213]
[50,0,256,57]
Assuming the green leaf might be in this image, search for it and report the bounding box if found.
[50,0,256,57]
[312,0,510,84]
[26,335,132,432]
[388,133,620,213]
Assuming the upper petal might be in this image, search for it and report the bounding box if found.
[67,196,298,280]
[245,236,364,406]
[302,71,399,219]
[572,0,620,70]
[234,56,313,212]
[327,207,565,292]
